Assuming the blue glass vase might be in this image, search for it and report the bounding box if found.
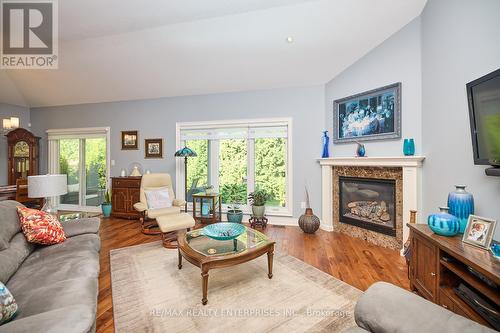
[356,143,366,157]
[447,185,474,233]
[428,207,460,236]
[322,131,329,158]
[403,138,415,156]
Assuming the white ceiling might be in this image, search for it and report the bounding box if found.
[2,0,427,108]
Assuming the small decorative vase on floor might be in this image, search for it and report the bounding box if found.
[298,208,320,234]
[427,207,460,236]
[321,131,330,158]
[447,185,474,233]
[356,142,366,157]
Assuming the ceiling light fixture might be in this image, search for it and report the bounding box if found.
[286,36,294,43]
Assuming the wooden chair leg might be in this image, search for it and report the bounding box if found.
[140,216,161,235]
[162,232,179,249]
[162,228,191,249]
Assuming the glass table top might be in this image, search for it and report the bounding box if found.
[184,226,270,257]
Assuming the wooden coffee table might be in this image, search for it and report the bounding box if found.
[177,226,275,305]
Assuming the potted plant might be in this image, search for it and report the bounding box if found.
[101,190,112,218]
[222,184,244,223]
[205,185,214,195]
[248,189,270,218]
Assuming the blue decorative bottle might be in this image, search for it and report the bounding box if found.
[428,207,460,236]
[447,185,474,233]
[322,131,330,158]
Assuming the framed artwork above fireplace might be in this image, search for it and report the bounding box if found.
[333,82,401,143]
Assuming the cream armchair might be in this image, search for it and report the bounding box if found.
[133,173,186,235]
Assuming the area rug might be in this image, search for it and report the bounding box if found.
[110,241,362,333]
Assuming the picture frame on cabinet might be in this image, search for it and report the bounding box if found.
[462,215,496,249]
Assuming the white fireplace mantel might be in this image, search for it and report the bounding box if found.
[318,156,425,255]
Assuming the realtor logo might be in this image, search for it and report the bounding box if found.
[1,0,58,69]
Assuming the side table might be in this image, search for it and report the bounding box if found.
[192,192,221,224]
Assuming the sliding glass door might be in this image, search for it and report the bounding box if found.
[48,128,110,212]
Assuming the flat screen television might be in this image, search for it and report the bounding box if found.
[466,68,500,167]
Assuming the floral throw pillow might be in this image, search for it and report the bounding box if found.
[0,282,18,325]
[17,207,66,245]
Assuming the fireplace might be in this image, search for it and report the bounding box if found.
[339,176,396,236]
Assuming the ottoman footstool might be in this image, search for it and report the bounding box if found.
[157,213,196,248]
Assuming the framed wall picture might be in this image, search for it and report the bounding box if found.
[145,138,163,159]
[121,131,138,150]
[333,82,401,143]
[462,215,497,249]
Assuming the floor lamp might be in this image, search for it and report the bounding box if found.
[174,147,197,212]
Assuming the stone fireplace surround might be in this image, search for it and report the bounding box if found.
[334,166,403,250]
[319,156,425,255]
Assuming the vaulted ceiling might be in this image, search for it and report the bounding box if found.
[1,0,427,107]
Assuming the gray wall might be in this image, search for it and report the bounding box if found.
[30,85,325,217]
[421,0,500,240]
[0,103,31,185]
[325,17,422,157]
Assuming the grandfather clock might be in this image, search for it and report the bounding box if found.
[5,128,40,185]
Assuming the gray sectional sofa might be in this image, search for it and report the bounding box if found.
[0,200,100,333]
[346,282,496,333]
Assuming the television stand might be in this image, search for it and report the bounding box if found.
[485,167,500,177]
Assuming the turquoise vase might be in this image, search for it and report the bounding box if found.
[447,185,474,233]
[403,138,415,156]
[227,210,243,223]
[101,203,112,218]
[428,207,460,236]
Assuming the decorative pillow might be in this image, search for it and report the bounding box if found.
[0,282,18,325]
[145,187,172,209]
[16,207,66,245]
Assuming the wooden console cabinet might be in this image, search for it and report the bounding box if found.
[409,224,499,329]
[111,177,141,219]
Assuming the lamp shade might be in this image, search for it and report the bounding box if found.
[10,117,19,129]
[28,175,68,198]
[174,147,197,157]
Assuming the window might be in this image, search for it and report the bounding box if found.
[177,119,292,216]
[48,128,110,212]
[185,139,209,201]
[219,139,247,204]
[255,137,287,207]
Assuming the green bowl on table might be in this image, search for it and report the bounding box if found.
[202,223,246,241]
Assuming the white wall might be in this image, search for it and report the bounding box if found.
[421,0,500,240]
[325,17,422,157]
[30,85,325,218]
[0,103,31,185]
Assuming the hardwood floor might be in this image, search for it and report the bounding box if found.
[96,217,409,333]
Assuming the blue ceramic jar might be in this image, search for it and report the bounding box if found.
[428,207,460,236]
[447,185,474,233]
[403,138,415,156]
[356,143,366,157]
